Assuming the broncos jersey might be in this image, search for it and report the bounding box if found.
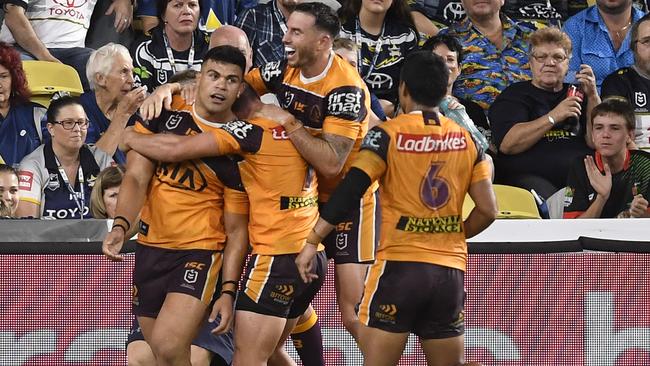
[353,111,491,271]
[209,117,319,256]
[133,96,244,251]
[245,53,372,201]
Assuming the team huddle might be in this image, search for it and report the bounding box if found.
[102,3,497,366]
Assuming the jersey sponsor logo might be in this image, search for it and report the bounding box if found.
[544,130,573,139]
[365,72,392,90]
[327,87,363,120]
[362,129,383,150]
[261,61,282,82]
[222,120,254,139]
[396,132,467,153]
[46,173,60,191]
[43,206,89,219]
[52,0,88,9]
[635,92,647,107]
[270,284,294,305]
[564,187,574,207]
[396,215,462,233]
[444,2,465,22]
[271,126,289,140]
[48,0,89,20]
[18,171,33,191]
[156,161,208,191]
[279,195,318,210]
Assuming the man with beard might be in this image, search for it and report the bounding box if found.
[602,13,650,150]
[563,0,645,89]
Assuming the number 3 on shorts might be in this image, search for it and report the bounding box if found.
[420,162,450,209]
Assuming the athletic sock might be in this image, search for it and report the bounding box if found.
[291,311,325,366]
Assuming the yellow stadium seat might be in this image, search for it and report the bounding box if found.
[462,184,541,220]
[22,61,84,107]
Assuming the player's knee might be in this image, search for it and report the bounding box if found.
[189,345,212,366]
[126,341,155,366]
[340,310,359,333]
[149,337,188,364]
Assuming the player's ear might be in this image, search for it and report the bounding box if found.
[237,81,245,98]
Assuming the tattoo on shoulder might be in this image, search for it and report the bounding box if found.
[323,133,355,161]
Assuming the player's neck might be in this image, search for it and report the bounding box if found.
[164,25,193,51]
[358,9,386,35]
[0,100,9,117]
[194,101,237,124]
[301,50,332,79]
[601,149,627,174]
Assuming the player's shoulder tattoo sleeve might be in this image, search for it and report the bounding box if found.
[220,119,264,153]
[325,85,368,122]
[360,126,390,163]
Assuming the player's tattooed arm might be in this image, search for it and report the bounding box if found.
[286,129,355,178]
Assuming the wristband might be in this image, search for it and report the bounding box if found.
[284,119,303,134]
[547,115,555,126]
[305,229,322,246]
[112,223,128,233]
[113,215,131,231]
[221,290,236,298]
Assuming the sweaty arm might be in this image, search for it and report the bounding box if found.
[113,150,155,226]
[464,178,498,238]
[307,149,386,244]
[4,4,58,61]
[124,130,220,162]
[285,123,355,179]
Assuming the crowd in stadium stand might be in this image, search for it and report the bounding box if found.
[1,0,650,363]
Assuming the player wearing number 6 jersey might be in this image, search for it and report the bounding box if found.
[296,51,498,366]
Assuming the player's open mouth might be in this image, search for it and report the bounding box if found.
[211,94,226,102]
[285,47,296,57]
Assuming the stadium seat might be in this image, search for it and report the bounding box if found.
[22,61,84,107]
[462,184,542,220]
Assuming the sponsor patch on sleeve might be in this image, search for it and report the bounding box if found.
[18,171,33,191]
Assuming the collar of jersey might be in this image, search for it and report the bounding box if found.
[595,150,631,172]
[192,104,225,128]
[300,51,334,84]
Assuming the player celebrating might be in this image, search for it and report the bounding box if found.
[102,46,250,365]
[245,2,376,343]
[120,46,327,365]
[296,51,498,365]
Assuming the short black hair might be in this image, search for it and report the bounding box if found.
[400,51,449,107]
[591,96,636,132]
[420,34,464,65]
[46,94,83,125]
[294,2,340,39]
[202,45,247,75]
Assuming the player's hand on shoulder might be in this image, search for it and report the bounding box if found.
[258,104,295,126]
[139,83,178,121]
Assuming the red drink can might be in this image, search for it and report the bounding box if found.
[567,84,584,99]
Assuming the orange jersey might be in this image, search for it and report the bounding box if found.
[134,96,244,251]
[245,53,372,201]
[352,111,491,271]
[209,116,319,255]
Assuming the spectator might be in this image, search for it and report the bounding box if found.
[333,37,386,124]
[489,27,599,198]
[339,0,418,117]
[16,94,113,219]
[564,97,650,218]
[209,25,253,72]
[132,0,208,92]
[0,164,19,217]
[136,0,238,35]
[421,34,491,153]
[89,165,125,220]
[602,13,650,150]
[235,0,300,68]
[439,0,540,112]
[82,43,146,164]
[0,0,133,90]
[563,0,645,89]
[0,42,46,166]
